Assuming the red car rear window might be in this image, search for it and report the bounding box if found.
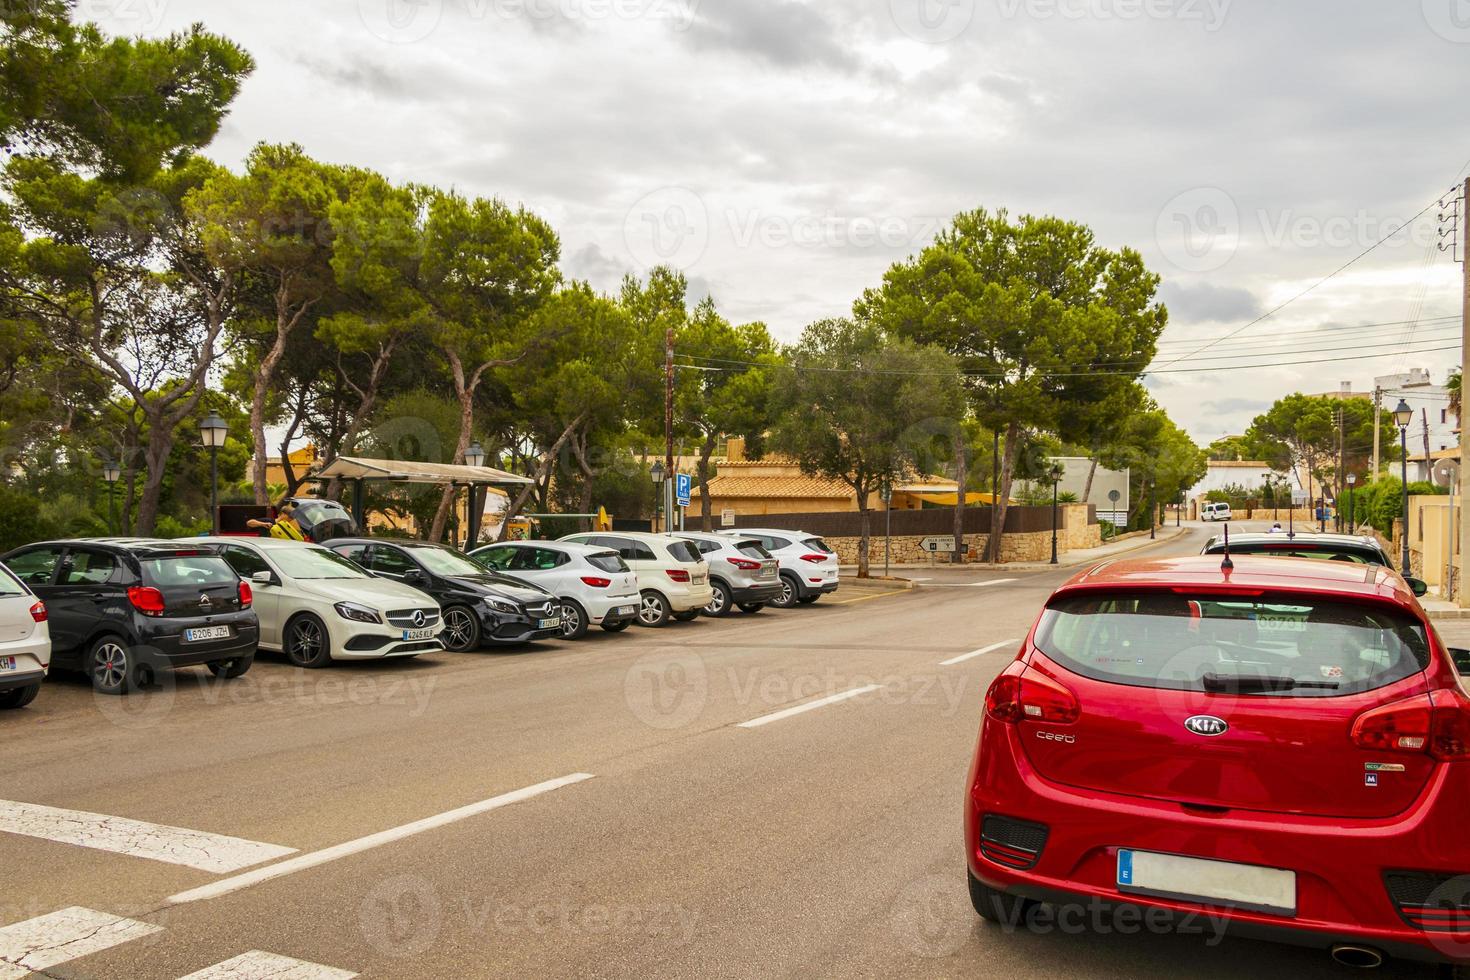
[1035,592,1430,698]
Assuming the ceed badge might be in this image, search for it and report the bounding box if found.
[1364,763,1407,773]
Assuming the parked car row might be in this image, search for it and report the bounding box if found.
[0,527,840,708]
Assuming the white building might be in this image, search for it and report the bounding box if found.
[1376,368,1457,462]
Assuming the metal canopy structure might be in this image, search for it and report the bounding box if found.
[310,456,532,546]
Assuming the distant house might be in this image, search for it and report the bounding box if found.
[1186,460,1281,515]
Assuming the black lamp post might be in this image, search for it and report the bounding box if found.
[1048,463,1064,565]
[1396,399,1413,572]
[102,457,121,535]
[464,441,486,547]
[880,482,893,577]
[650,460,665,533]
[198,411,228,534]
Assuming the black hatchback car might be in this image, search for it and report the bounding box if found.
[327,539,561,651]
[0,539,259,694]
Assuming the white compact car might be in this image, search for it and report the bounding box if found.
[1202,502,1233,522]
[181,537,444,667]
[0,560,50,709]
[721,528,840,607]
[559,532,713,627]
[468,540,641,639]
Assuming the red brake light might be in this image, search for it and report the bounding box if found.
[666,568,691,583]
[726,557,761,570]
[126,586,166,617]
[800,554,826,563]
[580,576,611,588]
[28,600,46,623]
[237,581,252,608]
[1351,691,1470,760]
[984,662,1080,725]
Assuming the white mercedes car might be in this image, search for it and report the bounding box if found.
[180,537,444,667]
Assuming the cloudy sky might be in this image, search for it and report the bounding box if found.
[92,0,1469,442]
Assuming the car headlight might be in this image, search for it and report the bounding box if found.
[334,601,383,624]
[485,597,521,615]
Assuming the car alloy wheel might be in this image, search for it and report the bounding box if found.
[442,606,479,651]
[705,582,730,616]
[91,640,130,694]
[774,575,798,608]
[287,616,329,668]
[559,600,587,640]
[638,592,669,627]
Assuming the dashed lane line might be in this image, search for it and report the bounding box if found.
[168,773,595,905]
[736,685,883,729]
[939,639,1021,667]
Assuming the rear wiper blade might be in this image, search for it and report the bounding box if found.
[1201,672,1340,693]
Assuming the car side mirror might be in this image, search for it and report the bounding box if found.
[403,568,426,584]
[1405,577,1429,598]
[1451,648,1470,676]
[251,570,274,586]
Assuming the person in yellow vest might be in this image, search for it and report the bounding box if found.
[246,502,306,541]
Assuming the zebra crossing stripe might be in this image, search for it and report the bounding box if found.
[0,907,162,977]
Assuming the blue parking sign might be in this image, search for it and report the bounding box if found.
[676,473,692,507]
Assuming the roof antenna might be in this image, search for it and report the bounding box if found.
[1220,523,1234,572]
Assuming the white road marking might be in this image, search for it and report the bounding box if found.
[0,800,297,873]
[737,685,882,729]
[969,578,1017,587]
[168,773,595,905]
[179,950,357,979]
[0,907,162,977]
[923,579,1019,588]
[940,639,1020,666]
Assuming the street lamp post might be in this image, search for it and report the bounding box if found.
[102,457,121,535]
[198,411,228,535]
[1396,399,1413,573]
[880,483,893,578]
[464,441,486,547]
[1346,473,1357,533]
[1048,464,1064,565]
[650,460,665,533]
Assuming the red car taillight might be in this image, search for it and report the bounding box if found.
[799,554,827,563]
[1352,690,1470,761]
[726,557,761,570]
[28,601,46,623]
[666,568,691,583]
[985,663,1080,725]
[581,576,611,588]
[237,581,252,608]
[126,586,166,617]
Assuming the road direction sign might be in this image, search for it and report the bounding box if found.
[675,473,692,507]
[920,537,955,553]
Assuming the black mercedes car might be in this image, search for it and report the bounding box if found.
[326,539,561,650]
[0,538,259,695]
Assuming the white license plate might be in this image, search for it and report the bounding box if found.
[185,626,230,642]
[759,567,776,579]
[402,627,436,641]
[538,618,561,630]
[0,656,14,672]
[615,605,637,617]
[1118,849,1296,916]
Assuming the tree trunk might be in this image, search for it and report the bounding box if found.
[857,488,872,578]
[134,419,176,535]
[496,413,587,541]
[697,430,718,531]
[428,376,475,544]
[572,430,595,517]
[325,339,400,500]
[987,421,1022,564]
[1082,457,1099,503]
[251,295,314,504]
[952,434,966,564]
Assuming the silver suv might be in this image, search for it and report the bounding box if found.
[673,532,781,616]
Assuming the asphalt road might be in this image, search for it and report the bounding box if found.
[0,522,1443,978]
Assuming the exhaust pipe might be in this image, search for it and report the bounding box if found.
[1329,944,1384,969]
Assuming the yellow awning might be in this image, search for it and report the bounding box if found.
[902,491,1008,506]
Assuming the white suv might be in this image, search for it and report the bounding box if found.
[468,540,642,639]
[0,560,50,709]
[1202,502,1232,522]
[722,528,840,607]
[559,532,713,627]
[183,537,444,667]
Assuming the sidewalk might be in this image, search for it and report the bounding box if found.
[1421,596,1470,621]
[839,525,1190,574]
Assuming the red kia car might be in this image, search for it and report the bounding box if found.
[965,554,1470,972]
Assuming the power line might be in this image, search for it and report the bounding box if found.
[1152,314,1459,349]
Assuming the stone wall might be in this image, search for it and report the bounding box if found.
[827,504,1100,566]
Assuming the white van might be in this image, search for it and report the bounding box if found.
[1202,502,1232,522]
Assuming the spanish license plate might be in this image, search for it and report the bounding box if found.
[0,656,14,672]
[402,627,436,641]
[185,626,230,642]
[614,605,637,618]
[759,567,776,579]
[1117,849,1296,916]
[538,618,561,630]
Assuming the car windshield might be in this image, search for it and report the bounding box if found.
[410,545,487,577]
[143,555,239,587]
[802,537,834,554]
[665,540,702,564]
[586,552,630,573]
[271,547,370,580]
[1205,542,1386,565]
[1035,591,1430,698]
[736,540,772,559]
[0,565,27,597]
[292,500,350,525]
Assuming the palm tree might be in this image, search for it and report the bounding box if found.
[1448,369,1462,433]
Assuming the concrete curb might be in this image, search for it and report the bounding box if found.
[1428,608,1470,621]
[837,577,915,592]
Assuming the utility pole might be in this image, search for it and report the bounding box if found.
[1337,388,1346,532]
[664,326,675,533]
[1456,177,1470,606]
[1372,385,1384,482]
